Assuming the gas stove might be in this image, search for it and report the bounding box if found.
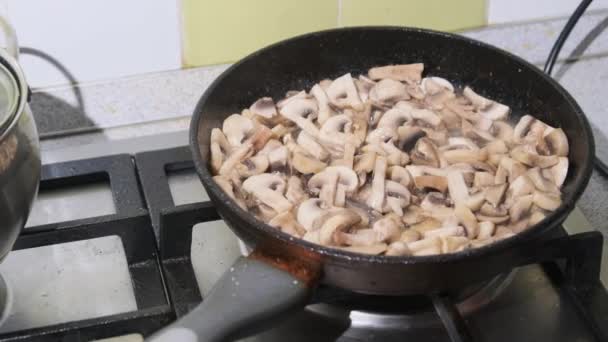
[0,141,606,341]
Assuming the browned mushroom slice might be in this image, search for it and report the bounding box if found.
[491,121,514,142]
[529,210,547,225]
[285,176,308,206]
[250,97,277,120]
[476,214,510,224]
[411,138,440,167]
[268,211,306,237]
[509,194,533,222]
[401,205,425,225]
[398,126,426,152]
[243,173,292,214]
[414,175,448,193]
[373,215,403,243]
[368,63,424,83]
[532,191,561,211]
[409,217,443,233]
[483,139,509,155]
[485,183,508,207]
[369,79,409,105]
[441,236,470,253]
[326,73,363,110]
[388,165,411,188]
[465,191,486,211]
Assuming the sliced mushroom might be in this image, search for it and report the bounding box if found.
[543,128,569,157]
[443,149,487,164]
[319,114,358,152]
[377,106,412,132]
[455,203,479,238]
[400,229,422,243]
[420,193,455,221]
[527,167,559,194]
[310,84,332,125]
[550,157,568,187]
[355,75,376,102]
[510,145,559,168]
[532,191,561,211]
[529,210,547,225]
[491,121,514,142]
[286,176,308,205]
[369,79,408,104]
[408,237,442,256]
[249,97,277,119]
[292,152,327,174]
[325,73,363,110]
[474,172,495,188]
[509,194,533,222]
[222,114,255,146]
[485,183,508,207]
[398,126,426,152]
[388,165,412,188]
[242,173,292,214]
[447,171,469,206]
[309,166,359,207]
[218,143,253,176]
[411,138,440,167]
[268,211,306,237]
[337,243,388,255]
[441,236,470,253]
[210,128,231,174]
[385,180,411,216]
[235,154,269,177]
[386,241,412,256]
[319,209,361,245]
[414,175,448,193]
[411,108,442,127]
[423,226,465,238]
[297,198,331,231]
[373,215,402,243]
[213,175,246,209]
[297,131,329,161]
[421,77,454,94]
[368,156,388,212]
[368,63,424,83]
[513,115,536,143]
[279,97,320,137]
[335,229,380,247]
[477,221,496,240]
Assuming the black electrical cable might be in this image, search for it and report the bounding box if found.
[543,0,608,177]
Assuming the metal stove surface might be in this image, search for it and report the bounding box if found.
[2,139,605,341]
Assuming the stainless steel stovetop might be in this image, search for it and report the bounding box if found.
[0,132,606,341]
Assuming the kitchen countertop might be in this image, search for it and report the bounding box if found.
[33,10,608,232]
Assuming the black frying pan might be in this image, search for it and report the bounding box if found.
[149,27,594,342]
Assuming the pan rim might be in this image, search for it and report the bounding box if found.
[190,25,594,265]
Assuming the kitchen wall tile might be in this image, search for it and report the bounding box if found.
[181,0,338,67]
[339,0,486,31]
[6,0,181,88]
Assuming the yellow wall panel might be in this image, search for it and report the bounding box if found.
[181,0,338,67]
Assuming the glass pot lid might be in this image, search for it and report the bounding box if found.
[0,61,18,134]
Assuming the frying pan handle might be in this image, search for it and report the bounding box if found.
[147,256,315,342]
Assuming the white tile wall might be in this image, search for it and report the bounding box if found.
[488,0,608,24]
[4,0,181,88]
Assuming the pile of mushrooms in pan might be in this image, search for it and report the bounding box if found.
[209,63,569,256]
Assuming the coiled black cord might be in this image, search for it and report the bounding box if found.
[543,0,608,177]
